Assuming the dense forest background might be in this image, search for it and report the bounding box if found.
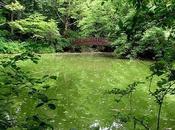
[0,0,174,59]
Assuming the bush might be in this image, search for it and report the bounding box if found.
[54,38,71,52]
[0,38,56,54]
[113,33,128,57]
[0,38,25,54]
[24,41,56,53]
[139,27,170,58]
[114,27,172,59]
[0,30,9,37]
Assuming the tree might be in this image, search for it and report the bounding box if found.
[5,0,25,35]
[113,0,175,59]
[18,0,82,37]
[9,13,60,42]
[78,0,118,38]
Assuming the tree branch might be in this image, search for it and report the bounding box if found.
[68,21,78,26]
[0,2,6,7]
[56,12,64,23]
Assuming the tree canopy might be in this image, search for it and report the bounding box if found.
[0,0,175,55]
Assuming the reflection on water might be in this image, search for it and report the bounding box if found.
[90,120,123,130]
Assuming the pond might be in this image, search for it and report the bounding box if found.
[17,54,175,130]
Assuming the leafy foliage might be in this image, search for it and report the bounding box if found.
[78,0,117,37]
[0,38,25,53]
[112,0,175,59]
[0,52,57,129]
[0,0,174,55]
[139,27,170,58]
[9,13,60,42]
[5,0,25,12]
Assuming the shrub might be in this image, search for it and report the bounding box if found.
[0,38,25,54]
[113,33,128,57]
[139,27,170,58]
[114,27,172,59]
[24,41,56,53]
[54,38,71,52]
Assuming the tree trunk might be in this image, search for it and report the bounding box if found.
[10,12,14,35]
[157,103,162,130]
[63,17,69,38]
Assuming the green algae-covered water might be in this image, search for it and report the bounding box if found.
[15,54,175,130]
